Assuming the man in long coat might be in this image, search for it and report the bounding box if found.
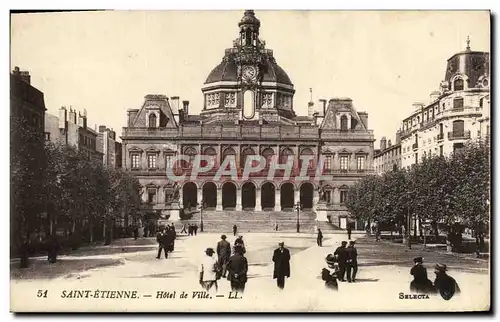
[334,241,348,281]
[272,241,291,290]
[217,235,231,278]
[226,245,248,292]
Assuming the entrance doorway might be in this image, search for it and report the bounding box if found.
[222,182,237,209]
[280,182,295,210]
[261,182,275,210]
[241,182,256,210]
[182,182,198,210]
[300,182,314,210]
[202,182,217,209]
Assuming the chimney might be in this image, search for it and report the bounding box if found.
[111,131,116,141]
[319,99,327,116]
[170,96,180,115]
[358,111,369,129]
[396,130,402,144]
[99,125,106,133]
[127,109,139,127]
[412,102,424,113]
[78,111,86,128]
[182,100,189,115]
[68,108,77,124]
[388,139,392,147]
[380,137,387,150]
[12,66,31,85]
[307,101,314,117]
[58,106,67,129]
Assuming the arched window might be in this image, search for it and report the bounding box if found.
[280,148,294,165]
[184,147,197,168]
[261,148,275,169]
[222,147,236,167]
[240,147,256,169]
[454,78,464,91]
[148,113,157,128]
[340,115,348,131]
[299,148,315,170]
[202,147,217,168]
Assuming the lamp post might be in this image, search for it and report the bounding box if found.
[295,202,302,233]
[199,198,205,233]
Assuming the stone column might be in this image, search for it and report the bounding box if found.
[313,188,319,207]
[216,188,223,211]
[294,189,300,207]
[275,188,281,211]
[178,187,184,209]
[255,187,262,211]
[197,187,203,207]
[236,188,242,211]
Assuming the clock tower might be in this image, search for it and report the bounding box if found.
[235,10,264,120]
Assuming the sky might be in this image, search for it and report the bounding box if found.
[10,10,490,145]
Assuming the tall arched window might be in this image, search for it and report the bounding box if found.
[222,147,236,167]
[240,147,255,169]
[202,147,217,168]
[299,148,315,170]
[148,113,157,128]
[454,78,464,91]
[262,148,275,169]
[184,147,197,168]
[340,115,348,131]
[280,148,294,165]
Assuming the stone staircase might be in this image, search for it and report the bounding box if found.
[176,210,342,233]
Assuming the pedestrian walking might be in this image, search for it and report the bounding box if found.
[410,257,435,293]
[375,222,381,241]
[227,245,248,292]
[188,224,193,236]
[433,263,460,300]
[166,227,176,253]
[334,241,348,281]
[156,229,169,259]
[199,248,219,292]
[321,254,339,290]
[217,235,231,278]
[233,224,238,236]
[234,235,246,254]
[345,240,358,282]
[347,224,352,240]
[194,224,198,236]
[272,241,291,290]
[275,222,279,232]
[180,224,187,235]
[317,228,323,247]
[133,226,139,240]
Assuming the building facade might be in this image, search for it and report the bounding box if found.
[96,126,122,168]
[45,107,103,162]
[400,40,490,170]
[374,134,402,175]
[121,10,375,227]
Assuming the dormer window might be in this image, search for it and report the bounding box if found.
[148,113,157,128]
[454,78,464,91]
[340,115,348,131]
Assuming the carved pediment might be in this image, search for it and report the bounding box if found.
[145,146,161,154]
[129,146,143,153]
[338,148,350,154]
[321,146,334,154]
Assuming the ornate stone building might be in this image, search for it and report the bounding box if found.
[121,10,375,229]
[400,39,490,170]
[374,134,402,175]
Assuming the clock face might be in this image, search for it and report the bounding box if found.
[242,66,257,81]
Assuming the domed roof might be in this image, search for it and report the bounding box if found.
[205,54,293,85]
[239,10,260,28]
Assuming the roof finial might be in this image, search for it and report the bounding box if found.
[466,35,471,51]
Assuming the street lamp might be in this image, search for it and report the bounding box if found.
[295,202,302,233]
[198,198,205,233]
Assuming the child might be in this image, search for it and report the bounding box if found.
[321,254,339,290]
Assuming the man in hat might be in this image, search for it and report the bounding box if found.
[334,241,348,281]
[217,235,231,278]
[233,224,238,236]
[347,224,352,240]
[345,240,358,282]
[226,244,248,292]
[156,228,169,259]
[410,257,434,293]
[321,254,339,290]
[234,235,246,254]
[433,263,460,300]
[272,241,291,290]
[199,248,218,292]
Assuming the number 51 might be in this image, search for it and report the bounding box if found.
[37,290,48,298]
